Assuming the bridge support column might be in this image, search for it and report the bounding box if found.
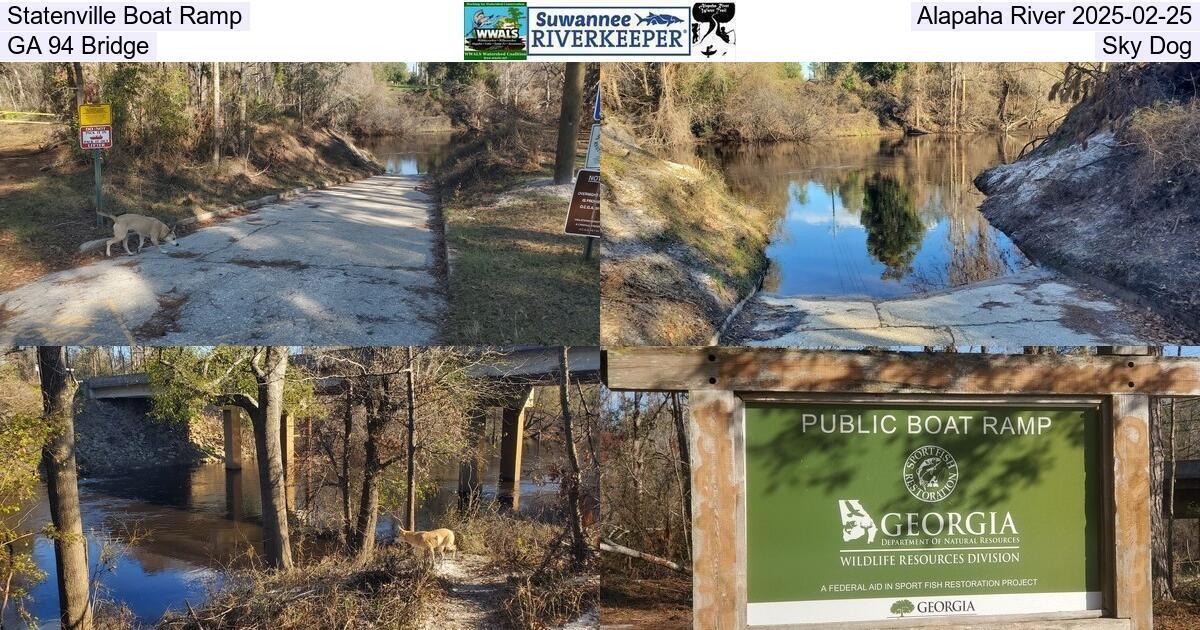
[458,407,488,508]
[222,406,243,471]
[498,388,534,510]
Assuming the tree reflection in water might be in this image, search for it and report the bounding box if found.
[861,175,923,280]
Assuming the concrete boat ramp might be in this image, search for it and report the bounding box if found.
[0,175,443,345]
[722,267,1176,347]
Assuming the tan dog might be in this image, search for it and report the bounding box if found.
[99,212,179,256]
[397,527,457,565]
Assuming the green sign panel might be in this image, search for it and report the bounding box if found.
[744,402,1103,625]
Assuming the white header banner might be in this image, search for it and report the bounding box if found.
[1,0,1193,61]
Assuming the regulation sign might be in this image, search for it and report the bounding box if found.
[584,124,600,170]
[79,125,113,150]
[564,168,600,237]
[743,401,1102,626]
[78,103,112,126]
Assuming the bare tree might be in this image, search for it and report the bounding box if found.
[37,346,93,630]
[554,62,585,184]
[559,347,589,565]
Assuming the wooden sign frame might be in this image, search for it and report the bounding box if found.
[601,347,1200,630]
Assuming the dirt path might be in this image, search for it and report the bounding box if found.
[723,267,1192,346]
[421,553,508,629]
[0,175,444,345]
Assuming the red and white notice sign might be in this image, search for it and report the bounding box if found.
[79,125,113,150]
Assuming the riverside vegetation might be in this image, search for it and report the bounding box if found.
[0,346,599,629]
[428,62,600,345]
[601,62,1198,345]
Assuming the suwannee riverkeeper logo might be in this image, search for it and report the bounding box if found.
[903,445,959,502]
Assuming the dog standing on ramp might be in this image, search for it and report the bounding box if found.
[99,212,180,256]
[397,527,458,566]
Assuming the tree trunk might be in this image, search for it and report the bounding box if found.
[671,392,692,560]
[211,62,221,167]
[405,346,417,531]
[1167,397,1177,593]
[1151,396,1172,601]
[68,63,85,111]
[352,422,381,564]
[341,387,355,547]
[559,347,589,566]
[553,62,585,184]
[37,346,93,630]
[352,385,384,563]
[250,347,293,570]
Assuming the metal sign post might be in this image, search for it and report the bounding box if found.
[79,104,113,226]
[575,85,601,259]
[93,148,103,224]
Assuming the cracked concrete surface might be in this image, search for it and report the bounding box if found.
[722,268,1158,347]
[0,175,444,345]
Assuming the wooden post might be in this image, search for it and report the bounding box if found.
[222,406,242,470]
[1112,393,1154,630]
[688,388,747,630]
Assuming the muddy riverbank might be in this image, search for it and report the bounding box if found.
[977,129,1199,339]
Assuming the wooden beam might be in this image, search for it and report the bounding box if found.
[603,348,1200,396]
[689,389,747,630]
[1111,394,1153,630]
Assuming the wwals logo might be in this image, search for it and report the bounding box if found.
[464,2,529,60]
[903,445,959,502]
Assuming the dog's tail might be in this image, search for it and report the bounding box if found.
[96,211,118,222]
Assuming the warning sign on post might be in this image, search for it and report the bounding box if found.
[564,168,600,238]
[80,125,113,150]
[79,104,112,126]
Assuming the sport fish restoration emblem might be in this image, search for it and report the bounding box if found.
[903,445,959,502]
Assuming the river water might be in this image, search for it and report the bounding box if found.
[4,448,559,626]
[696,134,1034,299]
[361,132,457,175]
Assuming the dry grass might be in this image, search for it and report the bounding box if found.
[601,126,774,345]
[434,121,599,345]
[0,121,375,292]
[441,504,598,629]
[1127,101,1200,184]
[156,547,434,629]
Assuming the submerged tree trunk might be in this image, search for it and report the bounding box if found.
[250,346,293,571]
[37,346,93,630]
[553,62,585,184]
[559,347,589,566]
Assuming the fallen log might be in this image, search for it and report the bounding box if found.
[599,538,687,573]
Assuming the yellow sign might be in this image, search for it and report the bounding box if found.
[79,104,112,126]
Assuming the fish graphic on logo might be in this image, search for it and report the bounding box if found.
[838,499,878,543]
[636,12,685,26]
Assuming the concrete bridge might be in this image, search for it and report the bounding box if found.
[83,347,600,510]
